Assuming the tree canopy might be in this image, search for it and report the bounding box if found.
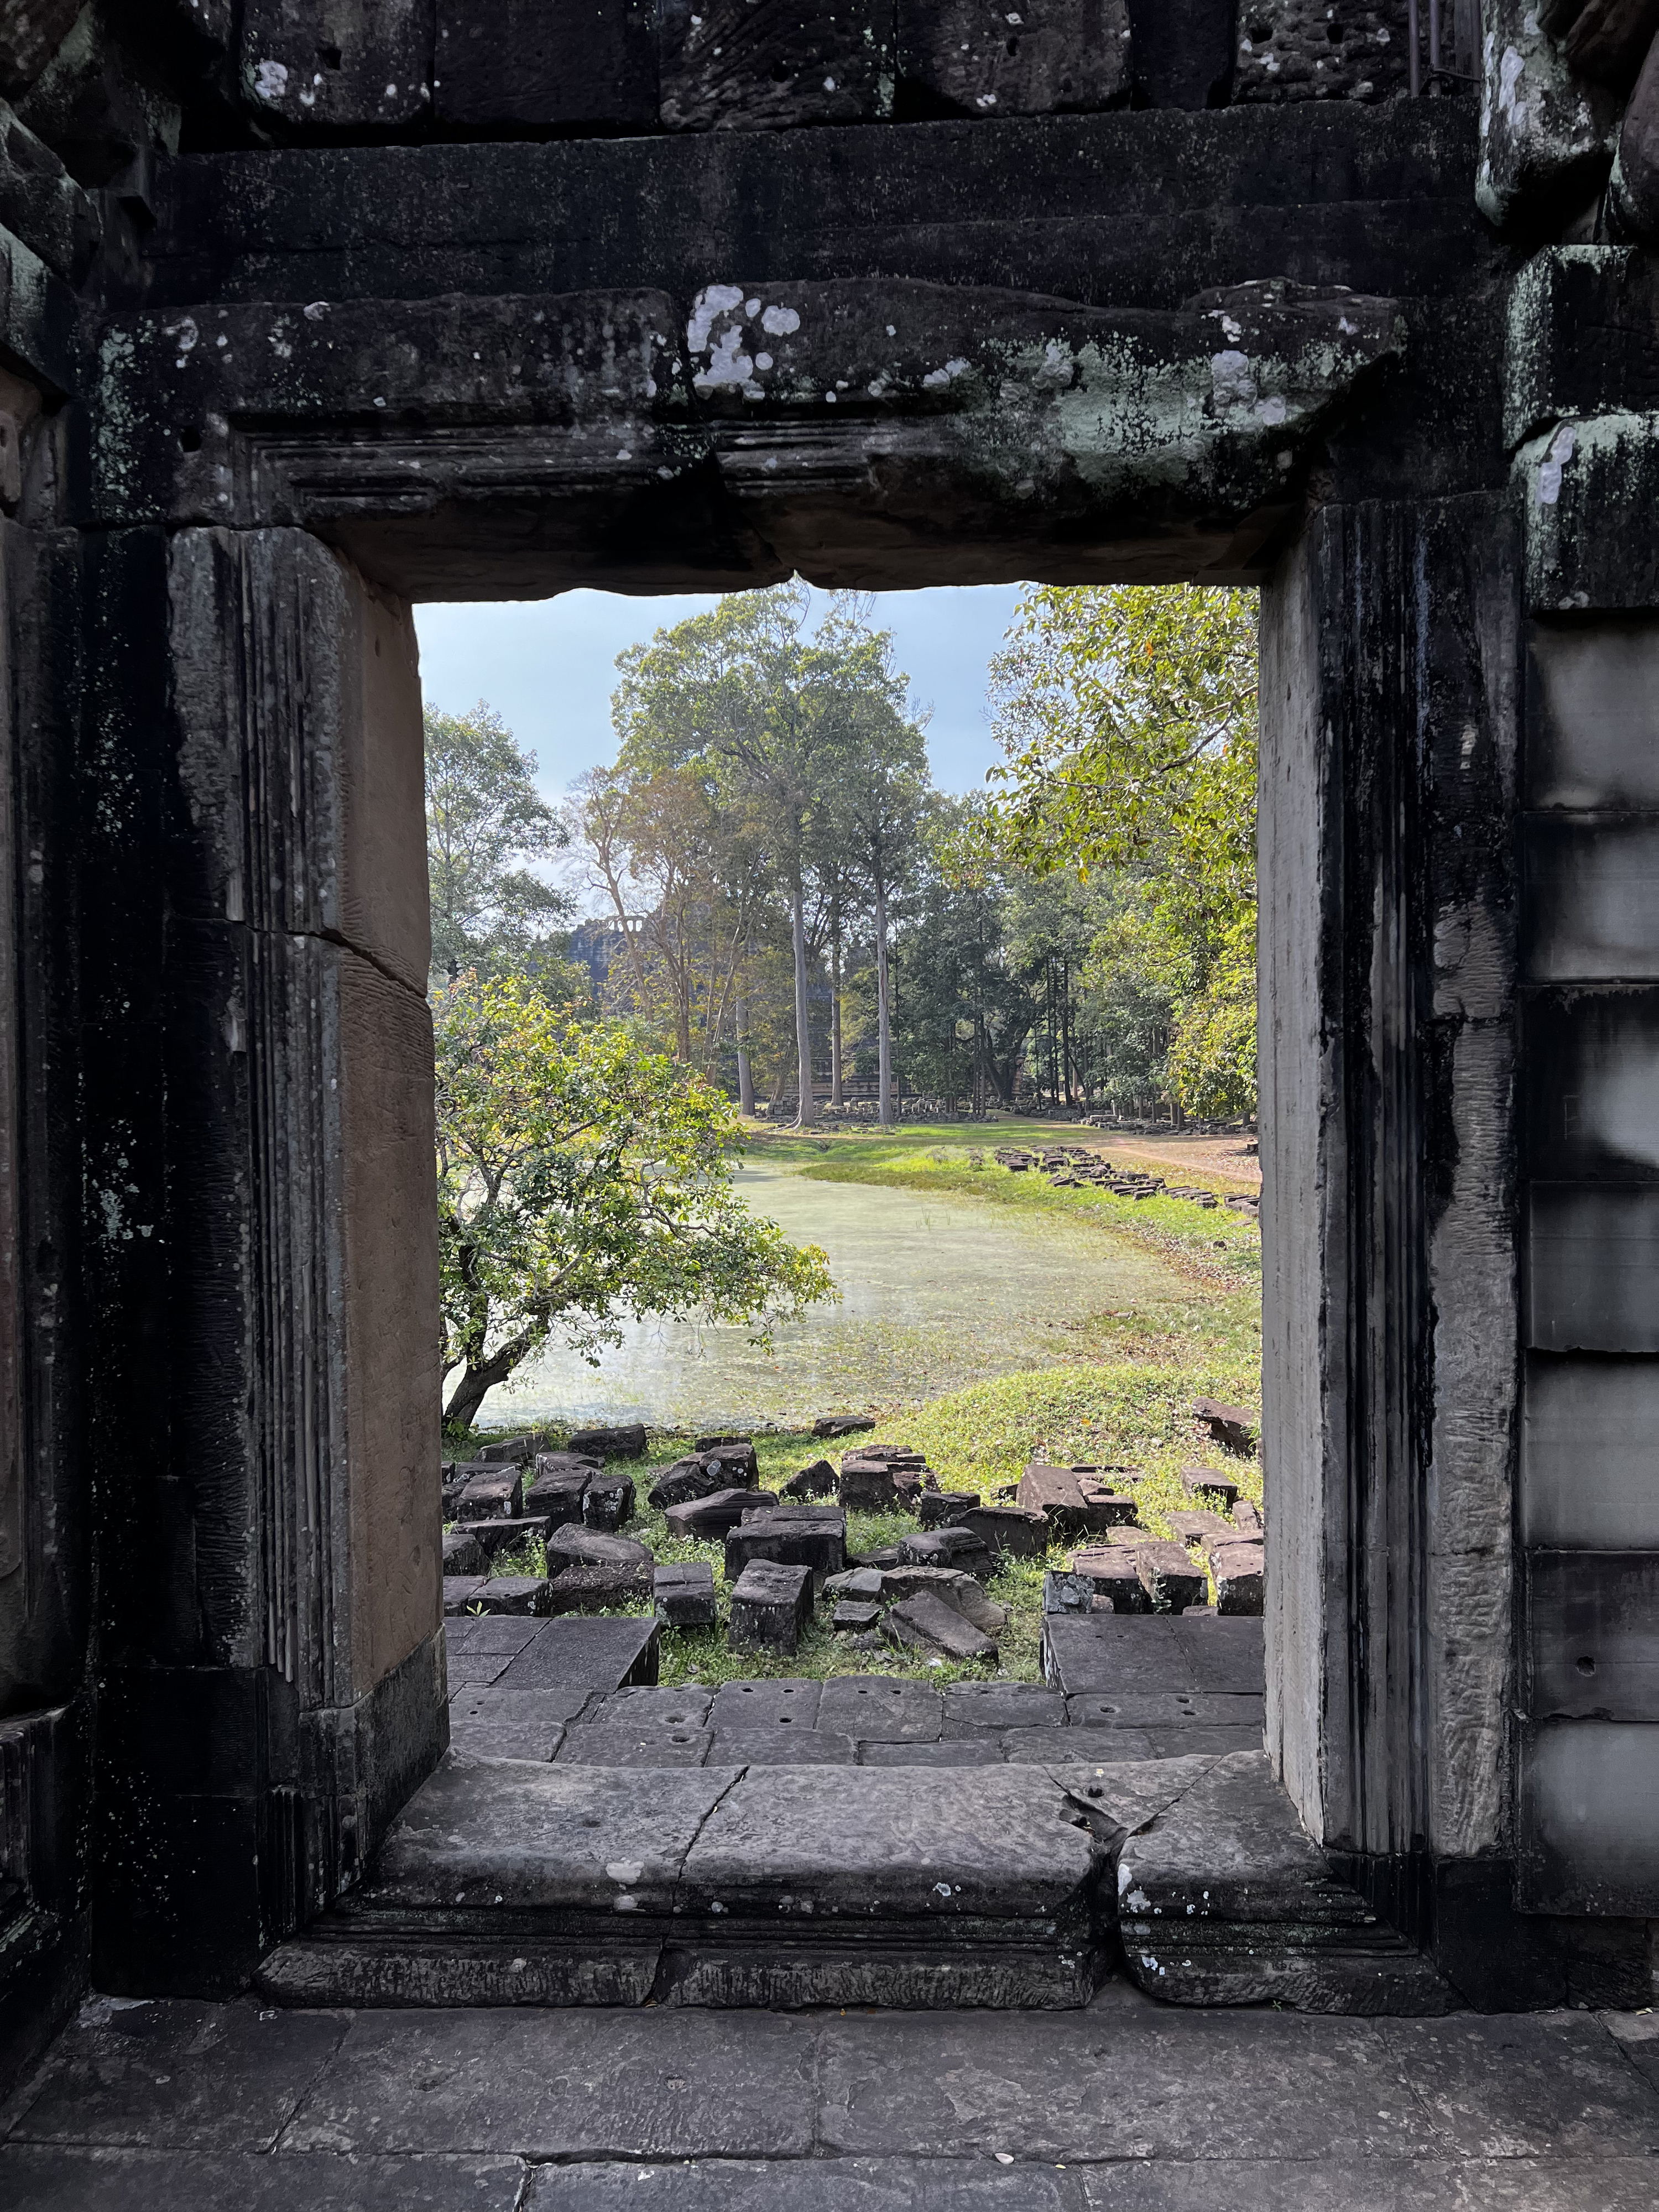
[425,701,572,985]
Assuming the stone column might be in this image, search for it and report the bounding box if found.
[86,527,444,1994]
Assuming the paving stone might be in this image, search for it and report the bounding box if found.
[1065,1691,1267,1730]
[557,1724,712,1766]
[1384,2010,1659,2156]
[445,1614,546,1658]
[727,1559,814,1653]
[664,1486,775,1538]
[453,1468,525,1519]
[943,1682,1065,1734]
[281,2006,817,2156]
[545,1563,653,1614]
[0,2146,526,2211]
[832,1600,883,1630]
[1042,1614,1264,1695]
[447,1722,564,1762]
[587,1687,714,1728]
[957,1505,1051,1559]
[567,1422,648,1458]
[898,1527,994,1577]
[709,1679,823,1728]
[919,1489,980,1526]
[582,1473,637,1531]
[523,1468,591,1526]
[489,1614,659,1694]
[4,1997,349,2152]
[709,1729,858,1764]
[444,1575,488,1615]
[725,1505,846,1584]
[448,1686,592,1750]
[1604,2007,1659,2093]
[524,2155,1074,2210]
[857,1738,1006,1766]
[547,1524,653,1569]
[780,1455,838,1499]
[818,1676,943,1742]
[1173,1614,1267,1692]
[654,1559,717,1626]
[1211,1538,1265,1615]
[1079,2158,1659,2210]
[884,1591,999,1663]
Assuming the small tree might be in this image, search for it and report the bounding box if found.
[434,973,835,1430]
[426,701,572,985]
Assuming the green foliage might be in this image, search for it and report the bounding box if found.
[434,973,836,1429]
[987,585,1259,1117]
[425,701,573,986]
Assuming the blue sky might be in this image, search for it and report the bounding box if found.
[414,583,1026,805]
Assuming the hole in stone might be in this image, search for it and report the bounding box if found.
[1575,1655,1596,1675]
[1006,36,1019,53]
[1326,21,1345,38]
[179,427,202,453]
[319,43,342,67]
[770,59,793,80]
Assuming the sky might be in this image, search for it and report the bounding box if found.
[413,582,1026,808]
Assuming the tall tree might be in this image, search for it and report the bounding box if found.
[425,701,571,985]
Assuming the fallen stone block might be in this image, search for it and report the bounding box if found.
[728,1559,814,1654]
[523,1469,591,1527]
[943,1682,1065,1735]
[664,1486,775,1539]
[545,1564,654,1614]
[443,1574,488,1615]
[1190,1399,1255,1454]
[442,1528,484,1577]
[1167,1507,1237,1549]
[919,1489,980,1526]
[1210,1540,1265,1615]
[582,1473,636,1531]
[1134,1538,1209,1614]
[958,1504,1050,1559]
[832,1600,883,1631]
[695,1431,752,1451]
[838,1459,922,1510]
[780,1456,838,1500]
[476,1432,539,1463]
[567,1421,648,1459]
[813,1412,876,1437]
[823,1566,885,1601]
[725,1505,846,1584]
[898,1526,995,1578]
[1018,1464,1138,1535]
[451,1515,552,1564]
[884,1590,998,1663]
[548,1524,653,1570]
[654,1559,718,1627]
[534,1449,602,1475]
[818,1674,942,1743]
[476,1575,550,1616]
[1232,1499,1264,1537]
[558,1724,712,1766]
[453,1467,525,1520]
[1181,1464,1243,1511]
[852,1544,905,1570]
[1067,1548,1153,1613]
[878,1565,1007,1634]
[645,1455,719,1509]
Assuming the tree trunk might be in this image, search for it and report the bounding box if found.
[875,870,893,1129]
[735,983,755,1116]
[830,899,844,1109]
[791,876,815,1128]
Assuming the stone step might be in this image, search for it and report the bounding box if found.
[255,1750,1452,2017]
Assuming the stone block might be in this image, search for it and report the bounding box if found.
[535,1449,602,1474]
[665,1486,775,1539]
[1181,1464,1243,1510]
[823,1566,885,1600]
[434,0,658,131]
[884,1590,999,1664]
[442,1528,483,1577]
[646,1446,757,1506]
[1232,1500,1265,1537]
[1065,1548,1154,1612]
[832,1599,882,1631]
[654,1559,717,1627]
[557,1723,712,1765]
[725,1505,846,1584]
[1190,1396,1256,1451]
[817,1676,943,1743]
[813,1412,875,1436]
[545,1563,654,1614]
[489,1613,660,1692]
[567,1421,646,1458]
[838,1459,922,1511]
[727,1559,813,1654]
[523,1468,590,1527]
[450,1515,551,1563]
[958,1504,1050,1558]
[587,1685,713,1725]
[241,0,435,132]
[896,0,1132,117]
[858,1737,1005,1765]
[1042,1613,1264,1695]
[476,1574,550,1615]
[476,1432,538,1462]
[658,0,893,131]
[709,1678,821,1728]
[1133,1538,1209,1613]
[1066,1689,1266,1729]
[780,1456,838,1499]
[919,1489,980,1526]
[582,1472,636,1531]
[454,1467,524,1519]
[448,1687,574,1760]
[1019,1464,1138,1535]
[1167,1507,1238,1548]
[1042,1568,1099,1615]
[1211,1540,1265,1615]
[547,1524,653,1569]
[878,1566,1008,1634]
[697,1439,760,1484]
[443,1574,487,1615]
[710,1729,858,1764]
[695,1430,750,1450]
[897,1527,994,1577]
[942,1682,1065,1734]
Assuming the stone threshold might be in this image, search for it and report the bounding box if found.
[256,1749,1452,2017]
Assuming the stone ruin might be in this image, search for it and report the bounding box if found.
[2,0,1658,2068]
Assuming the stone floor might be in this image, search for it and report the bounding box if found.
[3,1985,1659,2208]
